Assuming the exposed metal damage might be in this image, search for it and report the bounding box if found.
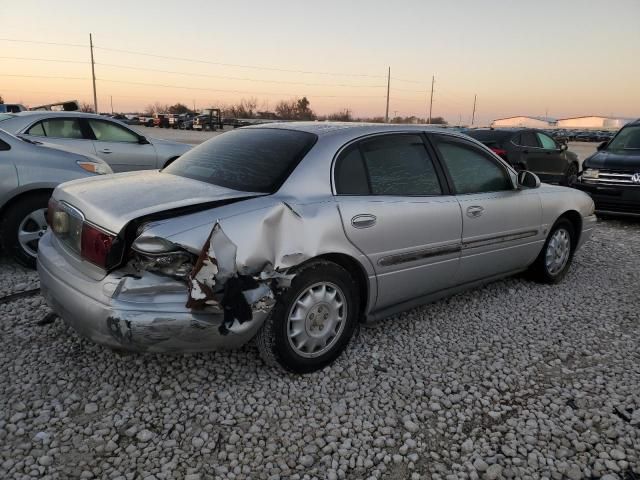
[127,201,312,337]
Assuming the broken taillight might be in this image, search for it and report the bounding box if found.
[490,147,508,159]
[81,223,115,268]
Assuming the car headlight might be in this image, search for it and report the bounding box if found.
[582,168,599,179]
[77,161,113,175]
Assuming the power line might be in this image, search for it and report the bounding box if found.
[1,74,90,81]
[0,56,88,65]
[95,78,386,99]
[96,63,386,89]
[0,38,86,48]
[93,45,387,79]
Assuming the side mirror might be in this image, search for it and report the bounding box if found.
[596,141,608,151]
[517,170,541,189]
[560,143,568,151]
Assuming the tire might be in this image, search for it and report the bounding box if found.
[563,162,579,186]
[529,218,575,284]
[256,260,360,373]
[0,192,51,269]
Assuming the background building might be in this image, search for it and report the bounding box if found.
[491,116,556,128]
[556,116,634,130]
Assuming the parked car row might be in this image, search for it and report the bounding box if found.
[544,129,616,143]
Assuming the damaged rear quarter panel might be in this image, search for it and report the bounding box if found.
[138,194,376,320]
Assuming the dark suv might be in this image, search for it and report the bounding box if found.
[466,128,579,185]
[576,119,640,216]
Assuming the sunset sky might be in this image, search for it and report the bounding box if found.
[2,0,638,125]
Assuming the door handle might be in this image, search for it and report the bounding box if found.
[100,148,112,154]
[351,214,377,229]
[466,206,484,218]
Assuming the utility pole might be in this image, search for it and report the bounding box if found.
[89,33,98,113]
[471,94,477,126]
[428,75,434,124]
[385,67,390,123]
[110,95,113,114]
[459,113,462,126]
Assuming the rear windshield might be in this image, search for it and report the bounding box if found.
[164,128,317,193]
[0,113,16,122]
[606,125,640,151]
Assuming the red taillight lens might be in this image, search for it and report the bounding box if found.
[490,147,508,159]
[81,223,115,268]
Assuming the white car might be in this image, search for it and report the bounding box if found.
[0,112,191,172]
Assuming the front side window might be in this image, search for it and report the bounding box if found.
[433,136,512,194]
[88,120,139,143]
[164,128,317,193]
[536,132,557,149]
[520,131,539,148]
[27,118,84,139]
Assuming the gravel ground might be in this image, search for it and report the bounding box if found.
[0,218,638,480]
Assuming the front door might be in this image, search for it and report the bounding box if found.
[86,119,158,172]
[430,134,544,284]
[535,131,565,177]
[333,133,462,310]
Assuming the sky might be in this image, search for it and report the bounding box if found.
[2,0,639,125]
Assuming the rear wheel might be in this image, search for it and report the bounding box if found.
[529,218,575,284]
[256,260,359,373]
[0,192,51,269]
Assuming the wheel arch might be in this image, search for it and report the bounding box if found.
[0,188,54,219]
[557,210,582,249]
[299,252,370,322]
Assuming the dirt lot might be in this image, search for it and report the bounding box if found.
[0,217,638,479]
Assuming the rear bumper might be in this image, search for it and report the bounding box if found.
[37,233,269,353]
[575,181,640,216]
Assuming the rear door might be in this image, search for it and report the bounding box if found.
[430,133,543,284]
[333,133,462,310]
[86,118,158,172]
[22,117,97,156]
[535,131,565,177]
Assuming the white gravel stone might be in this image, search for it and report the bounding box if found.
[0,220,638,479]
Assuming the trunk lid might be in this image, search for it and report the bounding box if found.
[54,170,262,234]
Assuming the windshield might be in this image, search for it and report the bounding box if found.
[606,125,640,151]
[163,128,317,193]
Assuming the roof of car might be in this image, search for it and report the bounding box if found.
[9,111,101,118]
[247,121,463,139]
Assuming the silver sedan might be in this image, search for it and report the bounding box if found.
[0,127,112,267]
[0,111,191,172]
[38,123,596,372]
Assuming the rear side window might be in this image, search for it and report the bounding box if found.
[88,120,138,143]
[0,139,10,151]
[433,136,512,194]
[335,134,442,196]
[536,132,557,149]
[164,128,317,193]
[511,133,522,145]
[27,119,84,139]
[520,131,539,148]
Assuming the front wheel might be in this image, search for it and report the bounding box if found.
[0,192,51,269]
[256,260,359,373]
[529,219,575,284]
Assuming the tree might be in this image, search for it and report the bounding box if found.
[428,116,448,125]
[275,97,316,120]
[80,103,94,113]
[327,109,352,122]
[168,103,192,115]
[0,95,4,104]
